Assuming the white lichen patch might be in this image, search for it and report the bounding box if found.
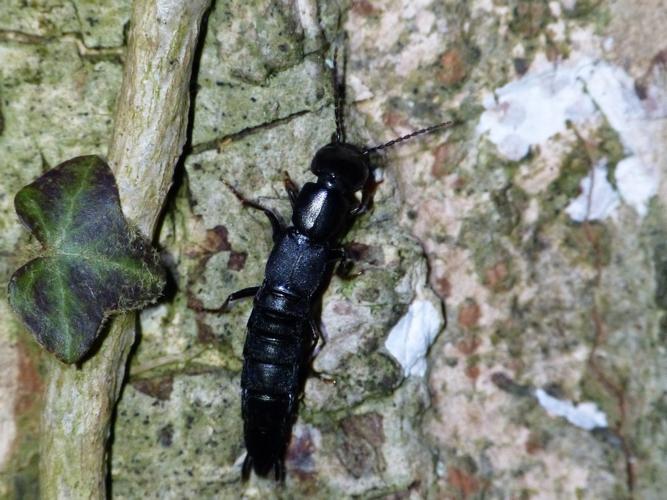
[477,53,598,162]
[385,298,444,377]
[535,388,608,430]
[561,0,578,10]
[477,49,660,217]
[615,156,658,217]
[565,161,620,221]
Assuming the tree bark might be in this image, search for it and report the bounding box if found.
[1,0,667,498]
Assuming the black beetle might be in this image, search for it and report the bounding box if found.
[207,48,452,481]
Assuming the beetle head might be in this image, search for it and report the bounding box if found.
[310,142,369,192]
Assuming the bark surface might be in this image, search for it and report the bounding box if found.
[1,1,666,499]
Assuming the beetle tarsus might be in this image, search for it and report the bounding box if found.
[202,286,259,314]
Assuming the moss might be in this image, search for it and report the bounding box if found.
[659,314,667,345]
[491,185,529,239]
[456,97,485,126]
[112,374,245,497]
[532,124,625,275]
[595,123,625,184]
[509,0,554,39]
[504,0,556,66]
[545,37,572,62]
[475,141,526,187]
[191,0,326,144]
[639,200,667,313]
[561,0,605,20]
[652,239,667,310]
[503,0,612,70]
[458,211,518,293]
[466,353,481,370]
[8,454,39,500]
[71,1,131,48]
[579,368,626,428]
[342,352,403,404]
[542,143,591,220]
[562,221,612,268]
[492,318,525,359]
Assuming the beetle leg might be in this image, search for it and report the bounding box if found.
[224,180,285,242]
[308,320,337,384]
[201,286,259,314]
[351,174,381,216]
[328,247,345,261]
[311,368,336,385]
[275,460,286,482]
[282,171,300,207]
[242,454,252,481]
[336,257,357,280]
[309,319,327,356]
[331,246,363,280]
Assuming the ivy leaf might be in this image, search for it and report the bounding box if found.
[8,156,165,364]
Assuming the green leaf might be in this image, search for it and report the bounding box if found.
[8,155,165,364]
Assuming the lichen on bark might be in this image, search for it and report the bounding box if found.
[2,0,667,499]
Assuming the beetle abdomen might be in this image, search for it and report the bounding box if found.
[241,304,310,480]
[241,391,293,478]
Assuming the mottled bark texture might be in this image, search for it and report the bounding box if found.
[1,0,667,499]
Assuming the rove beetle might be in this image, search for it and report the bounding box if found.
[206,47,453,481]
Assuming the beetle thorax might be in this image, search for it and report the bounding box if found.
[291,182,351,242]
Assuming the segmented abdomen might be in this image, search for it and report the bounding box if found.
[241,302,310,478]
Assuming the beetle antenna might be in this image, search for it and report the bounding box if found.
[363,120,456,154]
[330,46,347,143]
